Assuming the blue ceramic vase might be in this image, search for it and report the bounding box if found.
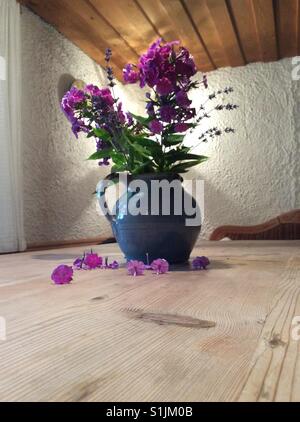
[97,173,201,264]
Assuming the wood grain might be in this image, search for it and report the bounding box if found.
[251,0,278,62]
[89,0,159,56]
[275,0,299,58]
[0,241,299,401]
[228,0,262,63]
[153,0,214,72]
[18,0,298,76]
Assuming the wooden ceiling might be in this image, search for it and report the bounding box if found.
[19,0,300,80]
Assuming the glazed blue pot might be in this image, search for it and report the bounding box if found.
[97,173,201,264]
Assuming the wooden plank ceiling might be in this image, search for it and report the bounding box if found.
[19,0,300,80]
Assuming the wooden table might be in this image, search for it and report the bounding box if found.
[0,241,300,402]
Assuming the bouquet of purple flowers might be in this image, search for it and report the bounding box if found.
[61,39,237,174]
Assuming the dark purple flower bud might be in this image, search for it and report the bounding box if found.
[96,139,105,151]
[149,119,163,134]
[73,257,84,270]
[98,158,110,166]
[126,113,134,126]
[156,77,173,96]
[146,101,155,117]
[105,48,112,62]
[203,75,208,89]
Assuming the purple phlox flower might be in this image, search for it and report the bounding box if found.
[149,120,163,134]
[71,118,89,139]
[61,96,74,120]
[123,63,140,84]
[85,84,102,96]
[127,260,145,276]
[156,77,173,96]
[98,157,110,166]
[108,260,119,269]
[192,256,210,270]
[51,265,73,285]
[160,105,176,123]
[73,256,85,270]
[176,90,192,108]
[176,48,197,77]
[174,123,189,133]
[99,87,115,107]
[61,87,85,120]
[84,252,103,269]
[151,258,169,275]
[68,86,86,104]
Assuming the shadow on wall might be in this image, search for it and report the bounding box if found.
[188,168,236,240]
[57,73,75,103]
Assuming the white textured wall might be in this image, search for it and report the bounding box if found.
[21,8,143,245]
[21,8,299,244]
[188,60,299,239]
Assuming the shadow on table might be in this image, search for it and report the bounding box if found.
[32,254,77,261]
[171,259,233,272]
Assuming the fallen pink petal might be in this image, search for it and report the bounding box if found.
[84,253,103,269]
[127,260,145,276]
[151,258,169,274]
[192,256,210,270]
[51,265,73,285]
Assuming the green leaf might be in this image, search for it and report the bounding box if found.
[163,134,185,147]
[129,113,153,127]
[87,149,113,160]
[111,164,127,172]
[110,152,127,167]
[165,150,207,163]
[170,157,209,173]
[92,127,111,141]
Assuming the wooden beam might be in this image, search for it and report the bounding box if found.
[228,0,262,63]
[136,0,182,42]
[157,0,215,72]
[18,0,139,80]
[184,0,230,68]
[89,0,159,56]
[251,0,278,62]
[275,0,299,58]
[203,0,245,67]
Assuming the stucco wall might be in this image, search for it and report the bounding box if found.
[21,7,144,245]
[21,7,299,245]
[188,60,298,239]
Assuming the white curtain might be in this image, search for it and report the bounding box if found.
[0,0,25,253]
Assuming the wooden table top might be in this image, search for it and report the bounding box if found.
[0,241,300,402]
